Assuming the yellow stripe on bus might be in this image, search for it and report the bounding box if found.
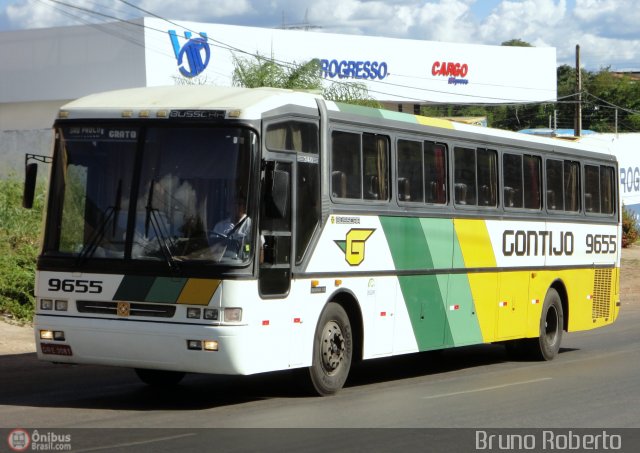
[453,219,497,268]
[177,278,221,305]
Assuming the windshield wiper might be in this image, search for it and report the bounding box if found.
[75,180,122,266]
[145,179,179,272]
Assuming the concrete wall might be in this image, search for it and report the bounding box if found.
[0,129,53,179]
[0,20,147,105]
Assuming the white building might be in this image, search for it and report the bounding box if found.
[0,17,557,175]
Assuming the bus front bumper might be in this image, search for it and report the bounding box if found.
[34,314,257,375]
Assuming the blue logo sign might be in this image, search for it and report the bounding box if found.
[168,30,211,78]
[320,59,389,80]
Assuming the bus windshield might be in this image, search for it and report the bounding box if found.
[45,124,255,266]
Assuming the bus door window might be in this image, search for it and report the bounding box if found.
[260,161,292,296]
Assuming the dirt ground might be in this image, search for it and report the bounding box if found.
[2,245,640,355]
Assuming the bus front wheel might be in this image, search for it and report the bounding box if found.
[529,288,564,361]
[134,368,185,386]
[308,302,353,396]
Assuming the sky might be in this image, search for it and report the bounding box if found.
[0,0,639,71]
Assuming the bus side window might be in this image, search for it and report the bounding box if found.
[454,146,476,206]
[477,148,497,207]
[564,160,581,212]
[503,153,523,208]
[425,142,447,204]
[331,130,389,201]
[585,164,600,213]
[546,159,563,210]
[600,165,616,215]
[397,139,423,202]
[523,155,542,209]
[331,131,362,199]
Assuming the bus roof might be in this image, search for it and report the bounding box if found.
[60,85,613,158]
[60,85,322,120]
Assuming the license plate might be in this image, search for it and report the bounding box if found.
[40,343,73,356]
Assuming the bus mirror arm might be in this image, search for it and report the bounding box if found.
[23,154,52,209]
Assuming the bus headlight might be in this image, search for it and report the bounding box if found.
[55,299,68,311]
[224,308,242,323]
[186,307,201,319]
[203,309,219,320]
[40,299,53,310]
[39,330,54,340]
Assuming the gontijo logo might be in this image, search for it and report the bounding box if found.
[168,30,211,78]
[334,228,376,266]
[432,60,469,85]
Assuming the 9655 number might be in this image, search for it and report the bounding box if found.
[48,278,103,294]
[585,234,617,254]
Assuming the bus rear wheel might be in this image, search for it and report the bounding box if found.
[308,302,353,396]
[528,288,564,361]
[134,368,185,386]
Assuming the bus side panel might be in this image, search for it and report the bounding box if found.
[380,217,485,351]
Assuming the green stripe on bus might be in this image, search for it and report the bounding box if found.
[145,277,188,303]
[113,275,156,302]
[381,216,483,349]
[379,216,433,270]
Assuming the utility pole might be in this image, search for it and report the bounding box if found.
[575,44,582,137]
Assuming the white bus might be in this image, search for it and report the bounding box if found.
[25,86,620,395]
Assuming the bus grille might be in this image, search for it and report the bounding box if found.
[76,301,176,318]
[592,269,612,320]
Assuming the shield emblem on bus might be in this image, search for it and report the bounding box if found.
[117,302,130,317]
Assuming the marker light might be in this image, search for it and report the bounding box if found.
[187,307,202,319]
[40,299,53,310]
[53,331,65,341]
[187,340,202,350]
[40,330,54,340]
[224,308,242,323]
[203,309,219,320]
[55,300,68,311]
[203,340,219,351]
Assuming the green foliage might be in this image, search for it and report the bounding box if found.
[231,53,379,106]
[232,54,324,91]
[322,82,381,108]
[0,176,45,321]
[501,38,532,47]
[622,205,639,248]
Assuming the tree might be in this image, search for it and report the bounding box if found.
[501,38,533,47]
[231,54,380,107]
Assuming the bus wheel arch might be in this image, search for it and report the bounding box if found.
[307,291,363,396]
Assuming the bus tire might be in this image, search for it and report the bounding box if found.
[134,368,185,386]
[528,288,564,361]
[308,302,353,396]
